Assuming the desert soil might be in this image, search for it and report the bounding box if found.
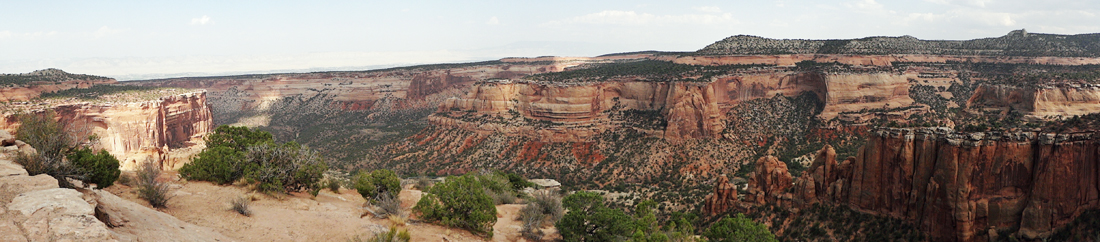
[105,171,558,242]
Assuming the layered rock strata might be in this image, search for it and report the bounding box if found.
[968,84,1100,117]
[434,69,920,141]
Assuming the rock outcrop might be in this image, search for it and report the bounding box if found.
[968,84,1100,117]
[743,156,794,205]
[703,175,739,216]
[0,91,214,171]
[0,140,231,242]
[785,128,1100,242]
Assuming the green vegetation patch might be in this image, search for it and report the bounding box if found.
[39,84,179,101]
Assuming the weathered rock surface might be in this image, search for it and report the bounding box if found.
[0,141,231,242]
[93,189,233,242]
[786,128,1100,242]
[8,188,117,241]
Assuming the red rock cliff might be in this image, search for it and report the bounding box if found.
[792,128,1100,241]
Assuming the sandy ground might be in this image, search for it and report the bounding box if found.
[105,171,558,242]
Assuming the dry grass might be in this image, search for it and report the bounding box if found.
[136,161,172,208]
[230,197,253,217]
[363,193,406,223]
[348,226,410,242]
[518,190,564,241]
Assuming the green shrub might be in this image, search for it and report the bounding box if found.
[179,146,245,184]
[353,169,401,201]
[413,173,497,237]
[179,125,327,194]
[67,148,121,189]
[243,142,328,193]
[328,179,342,193]
[498,171,534,192]
[556,191,635,241]
[205,125,274,151]
[704,214,777,242]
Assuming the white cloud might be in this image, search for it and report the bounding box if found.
[693,6,722,13]
[190,15,213,25]
[846,0,896,14]
[0,30,59,41]
[545,10,737,26]
[487,16,500,25]
[924,0,991,7]
[93,26,124,39]
[904,12,946,23]
[968,11,1015,26]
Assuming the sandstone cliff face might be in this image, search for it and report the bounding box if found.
[0,91,214,171]
[791,128,1100,242]
[434,69,925,141]
[968,84,1100,117]
[434,80,730,141]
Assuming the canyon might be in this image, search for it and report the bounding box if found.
[0,78,214,171]
[16,30,1081,241]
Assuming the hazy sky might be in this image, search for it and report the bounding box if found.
[2,0,1098,80]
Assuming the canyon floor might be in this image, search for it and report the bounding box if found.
[104,171,557,242]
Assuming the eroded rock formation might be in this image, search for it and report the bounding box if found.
[703,175,739,216]
[0,91,214,171]
[783,128,1100,241]
[743,156,793,205]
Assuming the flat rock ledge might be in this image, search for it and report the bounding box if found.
[0,140,233,242]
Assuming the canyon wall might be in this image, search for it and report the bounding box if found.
[433,70,924,141]
[968,84,1100,117]
[0,91,214,171]
[785,128,1100,241]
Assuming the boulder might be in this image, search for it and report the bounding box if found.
[7,188,118,242]
[0,130,14,146]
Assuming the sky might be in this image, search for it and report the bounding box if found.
[1,0,1098,80]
